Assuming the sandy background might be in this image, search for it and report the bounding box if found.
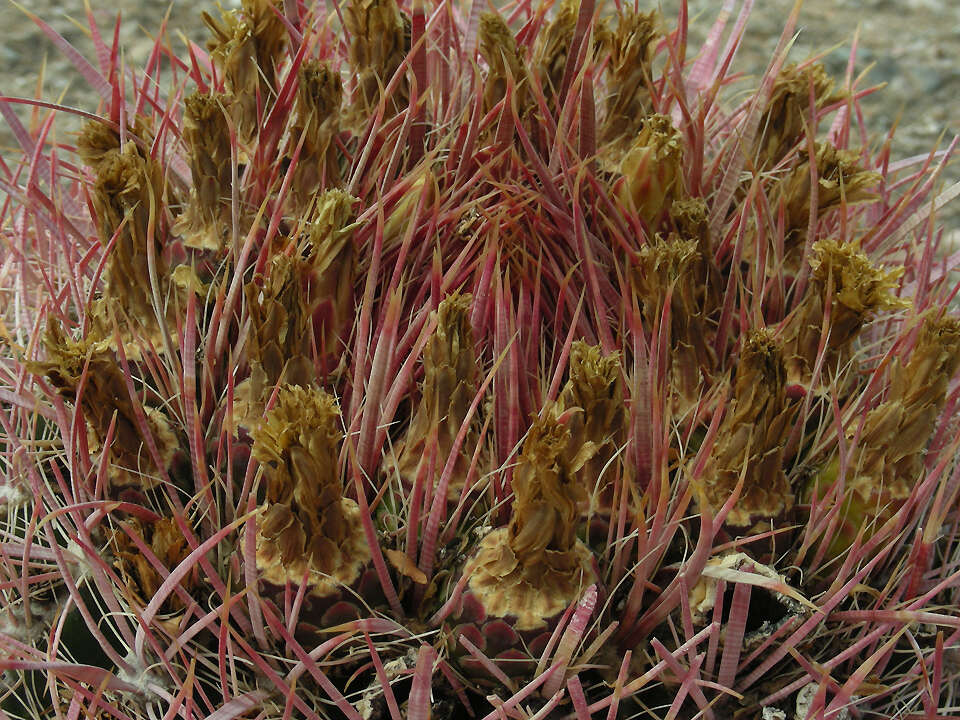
[1,0,957,231]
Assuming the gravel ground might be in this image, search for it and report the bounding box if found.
[1,0,957,231]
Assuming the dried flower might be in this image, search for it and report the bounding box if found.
[634,234,715,408]
[600,8,661,144]
[479,11,528,116]
[289,60,343,207]
[694,330,796,527]
[32,322,177,491]
[343,0,409,120]
[533,0,578,108]
[394,293,479,497]
[756,63,843,169]
[465,412,596,631]
[775,142,881,257]
[251,385,370,596]
[203,0,287,142]
[110,517,194,613]
[619,114,685,226]
[175,91,233,250]
[782,238,905,385]
[556,341,625,508]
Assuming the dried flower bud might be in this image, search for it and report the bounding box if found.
[777,142,880,253]
[756,63,843,169]
[177,92,232,250]
[32,322,177,491]
[251,385,369,595]
[479,12,528,116]
[619,114,684,226]
[110,517,194,613]
[85,140,183,355]
[783,239,906,384]
[289,61,343,206]
[853,314,960,500]
[634,234,715,406]
[303,189,359,358]
[465,412,596,630]
[343,0,409,120]
[533,0,578,106]
[557,342,625,499]
[694,330,795,527]
[203,0,287,142]
[394,293,479,497]
[245,253,316,391]
[601,9,661,144]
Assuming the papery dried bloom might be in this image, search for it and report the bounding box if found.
[84,140,182,355]
[634,234,714,408]
[533,0,578,107]
[756,62,843,169]
[783,238,905,385]
[177,91,232,250]
[601,8,661,144]
[694,330,795,527]
[251,385,369,594]
[343,0,409,120]
[466,412,596,630]
[77,117,153,172]
[619,114,685,226]
[394,293,479,496]
[776,142,880,255]
[110,517,194,613]
[479,12,528,116]
[289,60,343,207]
[32,322,177,491]
[303,189,359,359]
[557,342,625,499]
[851,314,960,501]
[203,0,287,142]
[245,253,316,393]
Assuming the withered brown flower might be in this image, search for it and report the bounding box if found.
[393,293,480,499]
[782,238,906,385]
[466,411,596,630]
[755,62,844,169]
[32,322,177,491]
[251,385,370,595]
[600,8,662,144]
[479,12,529,117]
[619,114,685,226]
[343,0,410,120]
[693,329,796,527]
[203,0,287,143]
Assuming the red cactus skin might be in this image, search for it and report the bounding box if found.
[2,0,960,718]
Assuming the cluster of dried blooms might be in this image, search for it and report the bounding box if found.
[1,0,959,718]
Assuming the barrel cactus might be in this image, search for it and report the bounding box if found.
[1,0,958,718]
